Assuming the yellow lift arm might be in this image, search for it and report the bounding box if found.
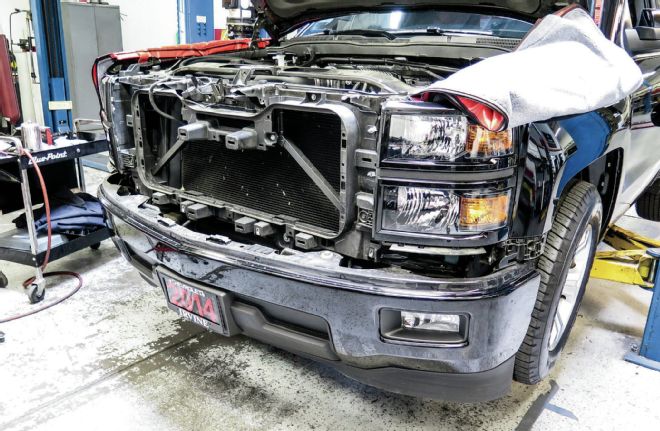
[590,225,660,289]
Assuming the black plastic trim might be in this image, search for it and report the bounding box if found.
[231,302,340,361]
[318,355,516,402]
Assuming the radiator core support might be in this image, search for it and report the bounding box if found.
[132,95,360,240]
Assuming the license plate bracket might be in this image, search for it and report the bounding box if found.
[156,267,237,336]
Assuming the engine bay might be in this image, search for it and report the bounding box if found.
[101,51,519,278]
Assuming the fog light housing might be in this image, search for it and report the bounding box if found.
[401,312,460,332]
[380,309,469,346]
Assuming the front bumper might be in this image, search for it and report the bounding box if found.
[100,181,540,402]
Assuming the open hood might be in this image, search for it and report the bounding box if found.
[252,0,576,37]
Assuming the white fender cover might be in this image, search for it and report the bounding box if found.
[414,6,643,131]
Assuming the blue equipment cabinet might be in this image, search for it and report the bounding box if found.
[178,0,215,44]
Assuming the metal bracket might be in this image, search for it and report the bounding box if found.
[151,139,186,176]
[504,236,545,261]
[623,247,660,370]
[279,136,343,211]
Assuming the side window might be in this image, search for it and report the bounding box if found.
[584,0,617,38]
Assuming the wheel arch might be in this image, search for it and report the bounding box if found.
[562,149,623,238]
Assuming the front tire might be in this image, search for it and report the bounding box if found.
[514,181,602,384]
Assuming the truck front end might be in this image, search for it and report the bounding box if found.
[96,8,556,401]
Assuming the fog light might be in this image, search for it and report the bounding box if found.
[380,309,468,346]
[401,312,460,333]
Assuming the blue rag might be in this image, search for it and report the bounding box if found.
[34,193,105,234]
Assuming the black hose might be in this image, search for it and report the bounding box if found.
[148,80,180,121]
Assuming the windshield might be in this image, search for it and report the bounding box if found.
[289,10,533,39]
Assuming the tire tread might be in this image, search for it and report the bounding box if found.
[636,178,660,222]
[514,182,599,384]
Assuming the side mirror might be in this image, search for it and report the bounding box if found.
[625,8,660,55]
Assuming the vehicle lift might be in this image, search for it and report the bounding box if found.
[590,225,660,371]
[29,0,73,133]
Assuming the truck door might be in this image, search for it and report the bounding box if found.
[615,0,660,207]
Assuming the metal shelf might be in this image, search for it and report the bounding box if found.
[0,227,111,267]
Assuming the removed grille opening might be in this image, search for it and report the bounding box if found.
[180,109,344,234]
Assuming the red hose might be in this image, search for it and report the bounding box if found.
[0,272,83,324]
[20,149,51,272]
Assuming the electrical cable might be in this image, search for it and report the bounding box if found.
[148,80,180,121]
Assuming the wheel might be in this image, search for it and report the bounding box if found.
[514,181,602,384]
[635,176,660,222]
[28,283,46,304]
[0,272,7,289]
[90,242,101,251]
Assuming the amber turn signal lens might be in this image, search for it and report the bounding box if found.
[466,126,512,157]
[460,194,510,230]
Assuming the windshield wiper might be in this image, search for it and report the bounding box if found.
[323,29,397,40]
[425,27,491,36]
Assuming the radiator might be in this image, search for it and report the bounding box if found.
[181,110,343,234]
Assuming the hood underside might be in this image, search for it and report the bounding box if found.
[253,0,575,35]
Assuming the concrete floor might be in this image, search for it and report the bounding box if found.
[1,169,659,431]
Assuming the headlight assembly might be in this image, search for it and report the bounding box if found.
[382,186,460,234]
[385,115,468,161]
[466,126,513,158]
[381,185,510,235]
[383,113,513,163]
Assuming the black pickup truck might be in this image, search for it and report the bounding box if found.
[95,0,660,401]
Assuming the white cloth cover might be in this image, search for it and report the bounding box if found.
[415,7,643,130]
